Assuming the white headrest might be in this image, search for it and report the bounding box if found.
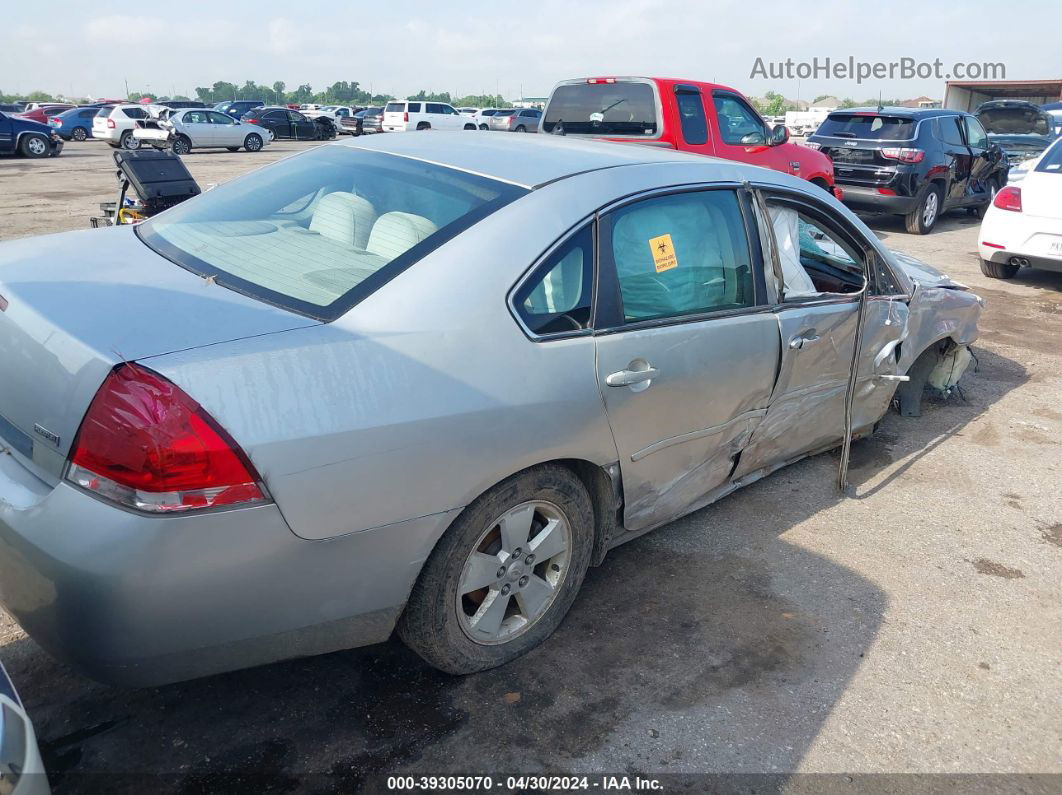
[309,192,378,249]
[366,212,438,259]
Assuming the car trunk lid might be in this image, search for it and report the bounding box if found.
[0,226,317,483]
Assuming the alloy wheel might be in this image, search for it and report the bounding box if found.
[26,137,47,156]
[456,501,572,645]
[923,191,938,228]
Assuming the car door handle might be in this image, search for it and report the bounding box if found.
[788,333,820,350]
[606,366,659,387]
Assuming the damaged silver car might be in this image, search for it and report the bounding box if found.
[0,133,981,685]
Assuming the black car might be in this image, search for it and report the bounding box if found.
[808,107,1007,234]
[240,106,335,140]
[975,100,1056,167]
[214,99,265,120]
[0,109,63,157]
[341,106,383,135]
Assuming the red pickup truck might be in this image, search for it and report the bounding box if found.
[541,77,837,195]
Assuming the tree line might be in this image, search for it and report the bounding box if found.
[751,89,907,116]
[2,82,514,108]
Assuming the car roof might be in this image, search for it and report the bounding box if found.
[832,106,961,118]
[332,130,751,189]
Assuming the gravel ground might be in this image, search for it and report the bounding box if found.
[1,139,1059,792]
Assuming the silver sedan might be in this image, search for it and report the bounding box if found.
[133,108,271,154]
[0,134,981,685]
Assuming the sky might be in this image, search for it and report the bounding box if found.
[3,0,1059,102]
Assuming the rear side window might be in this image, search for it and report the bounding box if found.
[123,107,147,119]
[542,81,658,136]
[408,103,422,113]
[514,225,594,335]
[96,107,113,118]
[426,103,443,114]
[675,90,708,145]
[937,116,965,146]
[608,190,755,322]
[816,113,915,140]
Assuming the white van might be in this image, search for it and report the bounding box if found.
[382,101,477,132]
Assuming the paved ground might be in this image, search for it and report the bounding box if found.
[1,139,1060,792]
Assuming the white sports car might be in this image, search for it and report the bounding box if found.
[978,136,1062,278]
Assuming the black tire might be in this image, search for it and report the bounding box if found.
[171,135,191,155]
[979,258,1018,279]
[244,133,263,152]
[810,177,832,194]
[18,134,50,158]
[71,126,88,142]
[463,123,476,131]
[479,124,488,131]
[514,125,527,133]
[119,130,140,150]
[904,183,942,234]
[416,122,431,131]
[398,465,594,674]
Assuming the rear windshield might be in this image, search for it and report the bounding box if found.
[542,81,658,136]
[137,146,527,321]
[1034,140,1062,173]
[385,102,404,113]
[816,113,915,140]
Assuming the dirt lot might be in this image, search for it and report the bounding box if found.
[1,139,1060,791]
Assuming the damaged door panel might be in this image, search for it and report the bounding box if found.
[593,187,777,532]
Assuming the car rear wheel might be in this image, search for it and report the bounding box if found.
[71,126,88,141]
[19,134,49,158]
[119,131,140,150]
[905,184,942,234]
[463,123,476,130]
[514,125,527,132]
[244,133,263,152]
[979,258,1019,279]
[399,465,594,674]
[416,122,431,131]
[479,123,488,130]
[172,135,191,155]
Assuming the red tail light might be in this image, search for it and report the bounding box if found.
[993,186,1022,212]
[403,111,409,122]
[67,364,267,513]
[107,118,116,128]
[247,117,260,124]
[880,147,924,163]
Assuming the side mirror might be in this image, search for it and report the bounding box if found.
[768,124,790,146]
[740,131,766,146]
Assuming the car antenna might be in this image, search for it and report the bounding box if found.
[877,91,884,113]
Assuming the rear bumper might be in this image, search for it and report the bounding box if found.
[0,452,459,686]
[838,184,919,214]
[979,212,1062,273]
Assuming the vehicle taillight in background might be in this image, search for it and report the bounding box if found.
[66,364,268,513]
[993,186,1022,212]
[48,118,60,127]
[880,147,925,163]
[403,111,409,122]
[107,118,116,128]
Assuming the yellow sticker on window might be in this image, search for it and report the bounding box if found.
[649,234,678,273]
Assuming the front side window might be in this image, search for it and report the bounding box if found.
[676,90,708,145]
[514,225,594,335]
[766,202,865,298]
[712,94,765,145]
[288,111,307,122]
[964,116,989,148]
[426,103,443,114]
[608,190,755,323]
[138,147,527,321]
[184,111,208,124]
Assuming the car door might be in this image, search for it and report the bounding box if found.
[593,187,780,531]
[260,110,286,138]
[0,112,13,153]
[289,111,313,139]
[937,115,972,204]
[963,115,999,197]
[731,190,908,479]
[208,111,240,146]
[181,110,213,146]
[670,84,714,157]
[710,91,793,176]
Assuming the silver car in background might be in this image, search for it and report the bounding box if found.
[133,108,271,154]
[488,107,542,132]
[0,134,980,685]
